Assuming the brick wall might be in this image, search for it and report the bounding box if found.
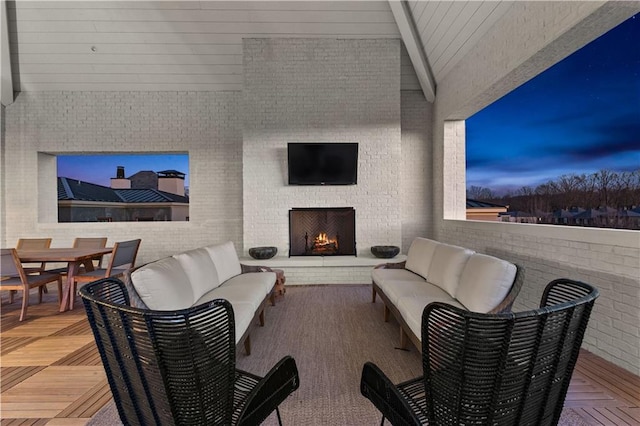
[1,41,432,277]
[2,91,244,263]
[401,91,432,252]
[242,38,403,257]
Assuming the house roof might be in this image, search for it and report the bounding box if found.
[58,177,189,203]
[3,1,516,103]
[466,199,507,209]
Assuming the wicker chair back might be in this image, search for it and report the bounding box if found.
[81,278,300,425]
[361,278,599,426]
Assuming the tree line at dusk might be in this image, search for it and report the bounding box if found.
[468,169,640,229]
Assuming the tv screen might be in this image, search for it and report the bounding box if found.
[288,143,358,185]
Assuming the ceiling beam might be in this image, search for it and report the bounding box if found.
[389,0,436,102]
[1,0,14,106]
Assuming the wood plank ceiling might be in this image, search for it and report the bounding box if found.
[6,1,514,96]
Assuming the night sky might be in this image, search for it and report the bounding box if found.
[57,154,189,188]
[466,13,639,195]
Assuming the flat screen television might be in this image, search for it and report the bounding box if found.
[288,142,358,185]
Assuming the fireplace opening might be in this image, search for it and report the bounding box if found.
[289,207,356,256]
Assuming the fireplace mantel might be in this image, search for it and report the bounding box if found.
[241,254,406,268]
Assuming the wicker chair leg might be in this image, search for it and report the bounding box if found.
[276,407,283,426]
[380,415,385,426]
[372,286,377,303]
[383,305,390,322]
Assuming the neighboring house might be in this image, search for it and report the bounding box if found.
[466,199,508,221]
[58,169,189,222]
[499,211,538,224]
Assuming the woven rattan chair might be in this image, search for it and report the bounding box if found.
[360,278,599,426]
[80,277,300,425]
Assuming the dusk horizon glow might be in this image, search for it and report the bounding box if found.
[466,13,640,196]
[57,154,190,188]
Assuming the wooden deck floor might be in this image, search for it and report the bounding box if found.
[1,290,639,425]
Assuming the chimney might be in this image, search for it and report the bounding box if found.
[157,170,186,196]
[111,165,131,189]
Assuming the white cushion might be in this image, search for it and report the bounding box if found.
[372,268,425,295]
[456,254,517,313]
[172,248,221,300]
[196,284,265,311]
[384,281,452,307]
[405,238,439,279]
[224,272,276,296]
[130,257,194,310]
[427,243,474,297]
[230,302,256,344]
[397,295,465,341]
[204,241,242,283]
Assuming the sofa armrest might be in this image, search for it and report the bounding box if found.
[488,264,525,314]
[374,260,407,270]
[241,263,274,274]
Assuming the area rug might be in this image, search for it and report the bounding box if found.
[88,285,590,425]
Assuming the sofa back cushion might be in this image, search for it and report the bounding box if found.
[405,238,439,280]
[130,257,194,310]
[204,241,242,284]
[456,253,517,313]
[427,243,474,297]
[172,248,221,301]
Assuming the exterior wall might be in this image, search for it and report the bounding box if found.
[2,91,243,263]
[242,38,403,258]
[1,40,433,278]
[400,91,432,253]
[432,2,640,374]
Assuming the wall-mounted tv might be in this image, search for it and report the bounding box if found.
[288,142,358,185]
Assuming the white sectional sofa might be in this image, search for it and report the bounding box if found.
[123,241,277,355]
[372,237,523,351]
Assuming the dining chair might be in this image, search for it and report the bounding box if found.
[360,278,599,426]
[1,248,63,321]
[71,239,141,309]
[73,237,109,268]
[16,238,52,274]
[47,237,109,275]
[80,277,300,425]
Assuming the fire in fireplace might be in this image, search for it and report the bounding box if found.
[289,207,356,256]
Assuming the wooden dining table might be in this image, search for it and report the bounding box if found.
[17,247,114,312]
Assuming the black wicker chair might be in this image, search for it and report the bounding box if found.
[360,278,599,426]
[80,277,299,425]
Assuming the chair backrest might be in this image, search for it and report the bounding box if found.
[0,248,27,281]
[80,278,235,425]
[74,237,108,267]
[16,238,52,250]
[73,237,108,249]
[421,278,599,426]
[105,239,141,275]
[80,277,237,425]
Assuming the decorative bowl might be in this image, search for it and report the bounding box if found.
[248,246,278,260]
[371,245,400,259]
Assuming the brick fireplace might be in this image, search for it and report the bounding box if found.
[289,208,356,256]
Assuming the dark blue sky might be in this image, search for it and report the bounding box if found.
[58,154,189,187]
[466,13,639,195]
